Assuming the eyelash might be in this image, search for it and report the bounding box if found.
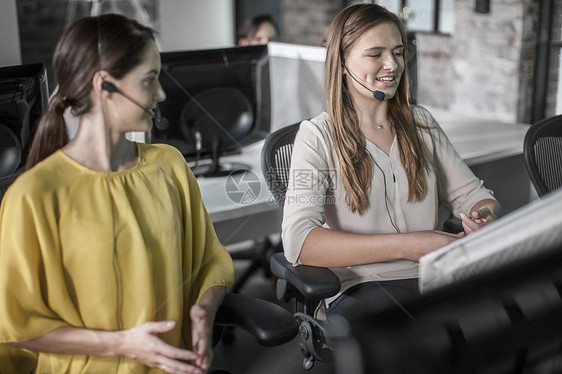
[368,51,403,58]
[144,77,157,86]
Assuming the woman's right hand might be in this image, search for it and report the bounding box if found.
[403,230,464,262]
[118,320,204,374]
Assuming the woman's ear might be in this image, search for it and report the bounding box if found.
[92,71,112,95]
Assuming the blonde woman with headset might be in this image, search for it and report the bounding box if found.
[282,4,500,320]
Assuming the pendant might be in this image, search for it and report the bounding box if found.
[377,124,384,130]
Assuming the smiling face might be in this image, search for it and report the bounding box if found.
[343,21,404,103]
[106,40,166,133]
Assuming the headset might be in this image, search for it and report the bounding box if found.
[342,60,386,101]
[340,60,400,234]
[101,80,168,130]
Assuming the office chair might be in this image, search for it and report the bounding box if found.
[261,121,474,370]
[214,293,298,347]
[0,172,22,203]
[261,122,341,369]
[0,125,22,179]
[212,294,298,374]
[524,114,562,197]
[0,123,24,203]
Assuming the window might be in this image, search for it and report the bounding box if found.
[554,47,562,114]
[554,2,562,115]
[377,0,454,34]
[533,0,562,120]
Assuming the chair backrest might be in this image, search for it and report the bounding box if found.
[261,122,301,207]
[0,124,22,178]
[0,172,22,204]
[524,114,562,196]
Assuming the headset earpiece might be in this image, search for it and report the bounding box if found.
[101,80,118,93]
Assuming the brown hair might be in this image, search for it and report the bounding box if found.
[324,4,430,215]
[25,14,155,169]
[237,13,279,42]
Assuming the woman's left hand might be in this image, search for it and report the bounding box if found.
[190,304,213,373]
[460,207,494,234]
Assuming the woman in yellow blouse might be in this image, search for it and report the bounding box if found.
[0,14,234,374]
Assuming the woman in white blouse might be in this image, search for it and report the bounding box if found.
[281,3,501,319]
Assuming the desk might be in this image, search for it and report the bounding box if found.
[429,106,531,215]
[197,108,530,246]
[428,106,530,166]
[195,141,282,245]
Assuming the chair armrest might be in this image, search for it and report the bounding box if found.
[215,293,298,347]
[270,252,341,300]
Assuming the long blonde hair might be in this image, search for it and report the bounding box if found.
[324,4,430,215]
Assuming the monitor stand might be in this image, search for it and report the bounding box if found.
[191,144,249,178]
[192,161,249,178]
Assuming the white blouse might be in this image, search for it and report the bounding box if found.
[281,106,496,302]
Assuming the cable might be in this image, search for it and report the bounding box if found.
[365,148,401,234]
[341,82,400,233]
[95,11,122,372]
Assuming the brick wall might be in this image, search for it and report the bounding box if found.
[416,33,454,109]
[281,0,341,47]
[517,0,540,124]
[16,0,159,90]
[449,0,528,122]
[17,0,67,89]
[545,0,562,118]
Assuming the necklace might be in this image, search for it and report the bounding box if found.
[377,118,388,130]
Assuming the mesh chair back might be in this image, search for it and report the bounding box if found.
[261,123,300,207]
[0,172,22,204]
[524,114,562,196]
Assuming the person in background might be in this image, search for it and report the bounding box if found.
[281,3,500,320]
[0,14,234,373]
[237,13,279,45]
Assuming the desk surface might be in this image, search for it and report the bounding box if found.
[197,108,530,243]
[428,106,530,166]
[195,141,275,223]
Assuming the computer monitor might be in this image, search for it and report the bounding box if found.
[151,45,270,177]
[0,63,49,177]
[267,42,326,132]
[419,189,562,293]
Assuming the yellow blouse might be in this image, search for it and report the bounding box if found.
[0,142,234,373]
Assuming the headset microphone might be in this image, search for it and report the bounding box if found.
[153,107,168,131]
[101,80,168,130]
[372,90,385,101]
[343,65,386,101]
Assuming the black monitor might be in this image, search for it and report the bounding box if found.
[152,45,270,178]
[0,63,49,177]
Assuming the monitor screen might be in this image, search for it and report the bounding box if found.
[0,63,49,176]
[267,42,326,132]
[151,45,270,177]
[419,190,562,293]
